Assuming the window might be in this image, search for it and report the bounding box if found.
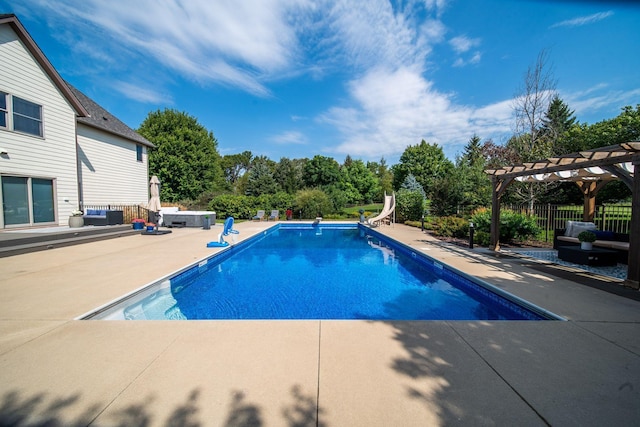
[0,92,7,129]
[0,92,44,137]
[136,144,143,162]
[13,96,43,137]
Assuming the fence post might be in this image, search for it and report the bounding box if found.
[601,205,606,231]
[545,203,550,242]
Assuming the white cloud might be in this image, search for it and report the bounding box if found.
[24,0,313,96]
[550,11,614,29]
[270,130,308,145]
[112,81,171,104]
[449,35,480,53]
[563,84,640,118]
[320,67,513,160]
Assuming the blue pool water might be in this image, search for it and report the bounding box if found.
[89,224,556,321]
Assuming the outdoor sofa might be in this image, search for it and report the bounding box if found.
[82,209,124,226]
[553,220,630,264]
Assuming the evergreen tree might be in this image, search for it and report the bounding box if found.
[400,173,426,199]
[541,95,576,155]
[245,156,279,196]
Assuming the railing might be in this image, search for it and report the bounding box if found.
[82,204,151,224]
[503,203,632,240]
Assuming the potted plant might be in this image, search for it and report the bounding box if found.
[131,218,145,230]
[145,222,156,232]
[68,209,84,228]
[578,230,596,250]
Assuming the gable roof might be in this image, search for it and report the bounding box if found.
[67,83,155,148]
[0,14,88,117]
[1,14,154,148]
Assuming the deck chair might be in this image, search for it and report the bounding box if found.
[252,210,265,221]
[268,210,279,221]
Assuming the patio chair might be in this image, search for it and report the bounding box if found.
[252,210,265,221]
[268,210,279,221]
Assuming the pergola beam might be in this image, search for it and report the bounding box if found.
[485,142,639,289]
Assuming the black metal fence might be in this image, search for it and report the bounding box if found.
[82,204,150,224]
[503,203,632,240]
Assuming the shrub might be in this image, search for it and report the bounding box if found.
[470,208,540,243]
[430,216,469,238]
[294,189,333,219]
[208,194,255,219]
[396,190,425,222]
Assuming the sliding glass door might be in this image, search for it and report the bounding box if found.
[2,176,55,227]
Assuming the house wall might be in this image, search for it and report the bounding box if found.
[0,24,79,227]
[77,124,149,206]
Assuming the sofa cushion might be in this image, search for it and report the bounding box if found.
[86,209,97,216]
[593,230,615,241]
[566,221,597,238]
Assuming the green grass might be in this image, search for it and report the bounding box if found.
[343,203,383,215]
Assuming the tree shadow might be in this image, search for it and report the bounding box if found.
[0,384,322,427]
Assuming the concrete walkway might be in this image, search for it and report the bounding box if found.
[0,222,639,426]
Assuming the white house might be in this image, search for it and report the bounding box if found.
[0,14,154,229]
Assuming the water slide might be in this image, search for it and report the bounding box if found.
[366,192,395,227]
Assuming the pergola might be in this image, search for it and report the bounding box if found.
[485,142,640,289]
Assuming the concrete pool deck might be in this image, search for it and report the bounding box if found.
[1,222,639,426]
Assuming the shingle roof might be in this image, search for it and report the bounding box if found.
[66,83,154,148]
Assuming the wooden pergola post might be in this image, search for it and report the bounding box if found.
[624,158,640,289]
[490,176,513,252]
[490,177,501,251]
[575,180,608,222]
[485,142,639,288]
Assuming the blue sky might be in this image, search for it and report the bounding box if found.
[3,0,639,164]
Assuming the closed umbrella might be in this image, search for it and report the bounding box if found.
[148,176,161,223]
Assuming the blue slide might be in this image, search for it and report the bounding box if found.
[207,217,239,248]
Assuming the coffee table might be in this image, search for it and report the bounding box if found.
[557,246,618,266]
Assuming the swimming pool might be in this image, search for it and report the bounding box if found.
[84,223,560,321]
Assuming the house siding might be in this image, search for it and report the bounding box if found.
[0,24,79,227]
[77,124,149,205]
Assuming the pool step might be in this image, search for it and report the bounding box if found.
[0,225,140,258]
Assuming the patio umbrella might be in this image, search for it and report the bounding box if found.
[148,176,161,222]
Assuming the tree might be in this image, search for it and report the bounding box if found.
[541,95,576,155]
[400,173,426,198]
[456,135,491,210]
[245,156,279,196]
[510,50,557,211]
[138,109,224,202]
[274,157,306,194]
[512,49,557,162]
[222,151,252,193]
[340,157,380,203]
[367,158,393,201]
[391,140,453,197]
[303,155,341,188]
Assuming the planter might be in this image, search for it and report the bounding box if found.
[146,225,155,232]
[203,217,211,230]
[132,222,144,230]
[580,242,593,250]
[68,216,84,228]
